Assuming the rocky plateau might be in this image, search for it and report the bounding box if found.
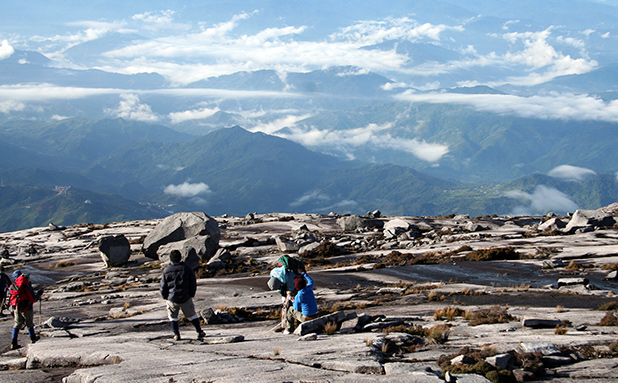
[0,206,618,383]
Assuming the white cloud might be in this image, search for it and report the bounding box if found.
[132,10,186,31]
[0,39,15,60]
[548,164,596,181]
[276,122,449,162]
[169,106,220,124]
[506,185,578,215]
[0,100,25,113]
[0,84,119,101]
[248,113,312,135]
[395,91,618,122]
[163,182,212,197]
[289,190,331,207]
[332,17,462,45]
[106,94,158,122]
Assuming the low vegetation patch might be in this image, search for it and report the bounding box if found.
[465,306,515,326]
[464,247,519,261]
[434,306,466,321]
[597,311,618,326]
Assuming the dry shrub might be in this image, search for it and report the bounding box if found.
[323,321,338,335]
[597,311,618,326]
[434,306,466,321]
[597,302,618,311]
[554,325,568,335]
[465,306,515,326]
[383,324,427,337]
[427,324,451,344]
[427,290,445,302]
[602,263,618,271]
[564,260,594,271]
[464,247,519,261]
[54,261,76,268]
[610,341,618,354]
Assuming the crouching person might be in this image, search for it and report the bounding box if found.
[9,270,42,350]
[160,250,205,341]
[284,271,318,334]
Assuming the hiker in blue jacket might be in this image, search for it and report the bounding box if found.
[284,270,318,334]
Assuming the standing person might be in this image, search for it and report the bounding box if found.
[284,270,318,334]
[160,250,205,341]
[8,270,41,350]
[0,267,11,316]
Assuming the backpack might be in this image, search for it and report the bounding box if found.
[8,281,31,311]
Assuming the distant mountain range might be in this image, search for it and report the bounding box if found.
[0,118,616,231]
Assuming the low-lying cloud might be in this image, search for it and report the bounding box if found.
[275,122,449,162]
[163,182,212,197]
[395,92,618,123]
[106,94,158,122]
[548,164,596,181]
[169,106,220,124]
[0,40,15,60]
[505,185,578,215]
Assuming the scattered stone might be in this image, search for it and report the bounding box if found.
[298,333,317,341]
[558,277,589,287]
[517,342,561,356]
[485,353,513,369]
[521,316,562,328]
[98,234,131,267]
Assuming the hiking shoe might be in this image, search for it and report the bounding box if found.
[173,334,181,341]
[10,343,20,350]
[283,330,291,335]
[197,331,205,341]
[30,336,40,344]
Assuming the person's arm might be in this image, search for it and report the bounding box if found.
[187,266,197,297]
[160,273,169,300]
[302,272,314,288]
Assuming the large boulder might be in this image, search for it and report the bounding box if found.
[564,209,616,233]
[336,215,383,232]
[156,235,212,270]
[383,219,412,239]
[98,235,131,267]
[142,212,220,260]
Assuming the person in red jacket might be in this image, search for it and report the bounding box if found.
[8,270,41,350]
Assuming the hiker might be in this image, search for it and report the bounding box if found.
[0,267,11,316]
[267,255,305,330]
[160,250,205,341]
[283,270,318,334]
[8,270,42,350]
[27,244,37,257]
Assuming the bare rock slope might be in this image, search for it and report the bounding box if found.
[0,207,618,382]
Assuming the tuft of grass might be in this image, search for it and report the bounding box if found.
[597,311,618,326]
[554,325,568,335]
[555,305,565,313]
[597,302,618,311]
[273,348,280,356]
[465,306,515,326]
[54,261,76,268]
[365,337,373,347]
[434,306,466,321]
[464,247,519,261]
[323,321,338,335]
[427,324,450,344]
